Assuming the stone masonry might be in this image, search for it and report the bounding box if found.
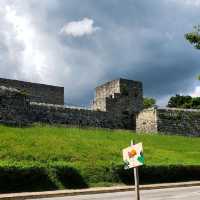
[29,103,126,129]
[136,107,200,136]
[92,78,143,129]
[1,77,200,136]
[136,107,158,133]
[0,78,64,105]
[0,86,30,125]
[0,78,143,129]
[92,78,143,114]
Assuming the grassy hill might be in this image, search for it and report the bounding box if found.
[0,124,200,192]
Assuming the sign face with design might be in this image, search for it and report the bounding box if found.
[122,142,144,169]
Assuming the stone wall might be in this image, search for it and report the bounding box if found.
[0,86,30,125]
[28,103,129,129]
[92,78,143,114]
[157,108,200,136]
[136,107,200,136]
[2,83,200,135]
[136,108,157,133]
[0,78,64,105]
[91,78,143,130]
[0,86,132,129]
[119,79,143,113]
[92,79,120,111]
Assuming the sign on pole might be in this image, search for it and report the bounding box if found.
[122,142,144,200]
[123,142,144,169]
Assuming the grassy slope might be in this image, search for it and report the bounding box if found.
[0,124,200,191]
[0,124,200,166]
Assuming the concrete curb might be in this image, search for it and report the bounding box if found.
[0,181,200,200]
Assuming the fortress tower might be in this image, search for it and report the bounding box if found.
[92,78,143,115]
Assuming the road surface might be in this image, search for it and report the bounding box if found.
[31,186,200,200]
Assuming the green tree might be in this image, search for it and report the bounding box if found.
[167,94,200,109]
[191,97,200,109]
[185,25,200,50]
[185,25,200,80]
[167,95,192,108]
[143,97,156,108]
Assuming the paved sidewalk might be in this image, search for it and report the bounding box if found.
[0,181,200,200]
[31,186,200,200]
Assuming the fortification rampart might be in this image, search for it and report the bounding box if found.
[0,78,64,105]
[0,86,133,129]
[2,77,200,136]
[29,102,130,129]
[136,107,200,136]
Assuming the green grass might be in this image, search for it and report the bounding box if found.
[0,124,200,166]
[0,124,200,192]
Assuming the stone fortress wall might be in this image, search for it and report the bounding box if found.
[136,107,200,136]
[136,108,158,133]
[92,79,143,113]
[92,79,120,112]
[0,78,143,129]
[0,78,64,105]
[92,78,143,129]
[0,86,30,125]
[0,86,126,128]
[0,77,200,136]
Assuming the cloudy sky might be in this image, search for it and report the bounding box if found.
[0,0,200,106]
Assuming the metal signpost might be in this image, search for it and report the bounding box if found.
[134,167,140,200]
[122,141,144,200]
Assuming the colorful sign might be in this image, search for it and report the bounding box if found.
[122,142,144,169]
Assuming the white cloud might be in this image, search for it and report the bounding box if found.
[191,86,200,97]
[60,18,100,37]
[0,1,105,105]
[0,1,71,84]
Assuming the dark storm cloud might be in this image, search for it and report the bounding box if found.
[0,0,200,106]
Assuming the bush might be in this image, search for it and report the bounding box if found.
[0,162,200,193]
[0,164,55,193]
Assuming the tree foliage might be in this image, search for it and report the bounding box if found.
[143,97,156,108]
[185,25,200,50]
[167,94,200,109]
[185,25,200,80]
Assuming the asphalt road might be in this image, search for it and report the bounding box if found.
[31,186,200,200]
